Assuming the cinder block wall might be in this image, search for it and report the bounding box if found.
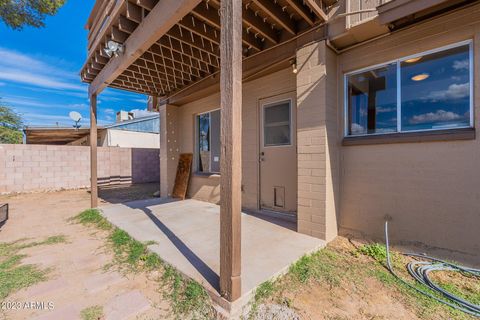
[337,5,480,263]
[0,144,159,194]
[296,40,339,241]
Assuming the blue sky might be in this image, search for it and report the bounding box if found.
[0,0,150,127]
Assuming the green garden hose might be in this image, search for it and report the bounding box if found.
[384,220,480,317]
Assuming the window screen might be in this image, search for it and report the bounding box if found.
[197,110,220,173]
[264,101,291,146]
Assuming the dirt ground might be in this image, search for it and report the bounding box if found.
[0,184,170,320]
[0,186,477,320]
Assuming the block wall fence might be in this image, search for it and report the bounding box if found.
[0,144,159,194]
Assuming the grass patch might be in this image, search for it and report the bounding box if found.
[74,209,112,230]
[249,240,476,320]
[288,249,341,286]
[0,235,67,299]
[160,265,214,320]
[74,209,214,319]
[80,305,104,320]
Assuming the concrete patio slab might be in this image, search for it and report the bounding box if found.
[100,198,325,316]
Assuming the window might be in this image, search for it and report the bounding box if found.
[263,101,292,146]
[345,41,473,137]
[197,110,220,173]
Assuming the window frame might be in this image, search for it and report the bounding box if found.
[343,40,474,138]
[195,108,221,174]
[262,98,293,148]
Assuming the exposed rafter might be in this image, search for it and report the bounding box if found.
[82,0,324,97]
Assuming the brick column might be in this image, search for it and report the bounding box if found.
[296,40,339,242]
[159,104,179,198]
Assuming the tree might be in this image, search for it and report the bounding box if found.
[0,0,65,30]
[0,103,23,144]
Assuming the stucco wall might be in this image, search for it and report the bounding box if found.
[337,5,480,261]
[69,129,159,148]
[0,144,159,194]
[106,130,160,148]
[176,68,296,208]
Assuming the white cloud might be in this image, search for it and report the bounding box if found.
[104,108,115,115]
[409,110,464,125]
[376,107,396,113]
[67,103,88,110]
[350,123,365,134]
[453,59,469,71]
[0,47,86,92]
[130,108,156,118]
[425,83,469,101]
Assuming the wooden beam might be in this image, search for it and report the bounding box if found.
[135,0,157,10]
[89,0,202,96]
[251,0,296,35]
[191,4,263,51]
[126,1,143,24]
[199,0,278,44]
[219,0,242,302]
[304,0,328,22]
[90,93,98,208]
[163,24,326,105]
[242,6,279,44]
[111,26,129,43]
[284,0,315,25]
[118,15,138,34]
[177,17,221,46]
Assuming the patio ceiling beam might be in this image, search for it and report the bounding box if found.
[191,4,264,52]
[249,0,296,35]
[284,0,315,25]
[220,0,242,302]
[205,0,279,45]
[304,0,329,22]
[126,1,143,23]
[89,0,202,96]
[175,18,221,47]
[135,0,158,11]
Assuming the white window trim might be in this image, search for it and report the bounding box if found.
[344,40,474,138]
[262,98,293,148]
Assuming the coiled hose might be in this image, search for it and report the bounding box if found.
[384,221,480,317]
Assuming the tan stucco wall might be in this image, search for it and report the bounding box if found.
[337,5,480,262]
[176,68,296,209]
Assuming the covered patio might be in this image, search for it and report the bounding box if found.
[82,0,330,312]
[101,198,324,314]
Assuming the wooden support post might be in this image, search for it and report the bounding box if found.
[90,92,98,208]
[219,0,242,302]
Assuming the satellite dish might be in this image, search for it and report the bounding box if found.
[69,111,82,129]
[69,111,82,122]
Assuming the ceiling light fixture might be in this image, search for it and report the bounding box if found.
[404,57,422,63]
[411,73,430,81]
[104,40,124,58]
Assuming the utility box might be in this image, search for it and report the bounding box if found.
[0,204,8,227]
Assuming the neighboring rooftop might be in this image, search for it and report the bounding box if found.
[24,114,159,145]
